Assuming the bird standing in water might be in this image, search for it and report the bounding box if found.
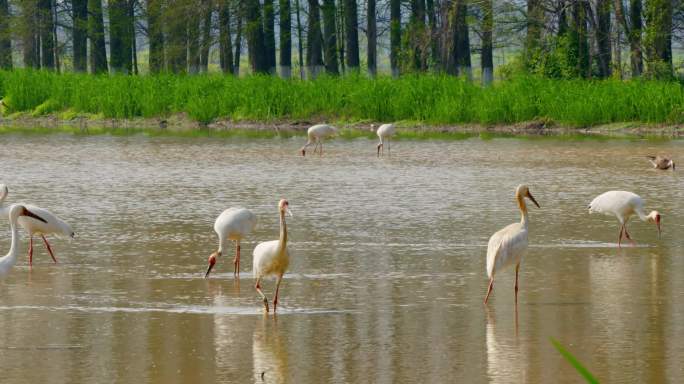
[589,191,661,247]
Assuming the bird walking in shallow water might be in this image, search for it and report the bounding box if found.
[646,156,675,170]
[589,191,661,247]
[253,199,292,313]
[300,124,337,156]
[0,185,74,266]
[484,185,540,305]
[205,207,257,278]
[376,123,395,157]
[0,204,48,276]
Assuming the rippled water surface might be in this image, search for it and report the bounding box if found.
[0,133,683,383]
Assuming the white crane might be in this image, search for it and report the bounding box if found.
[646,156,675,170]
[0,184,74,266]
[484,185,540,305]
[0,204,48,276]
[376,123,396,157]
[205,207,257,278]
[253,199,292,313]
[589,191,661,247]
[300,124,337,156]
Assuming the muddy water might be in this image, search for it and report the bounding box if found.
[0,133,683,383]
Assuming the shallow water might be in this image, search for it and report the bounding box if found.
[0,133,683,383]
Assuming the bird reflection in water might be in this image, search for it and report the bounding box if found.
[252,316,288,383]
[485,305,526,383]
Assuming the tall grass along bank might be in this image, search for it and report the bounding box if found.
[1,70,683,127]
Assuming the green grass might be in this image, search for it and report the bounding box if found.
[1,69,684,127]
[551,338,600,384]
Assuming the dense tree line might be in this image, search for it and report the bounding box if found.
[0,0,681,81]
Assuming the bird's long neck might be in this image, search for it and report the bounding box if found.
[278,210,288,253]
[517,192,529,227]
[218,236,228,254]
[2,218,20,266]
[636,208,649,222]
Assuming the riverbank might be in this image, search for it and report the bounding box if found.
[2,112,684,139]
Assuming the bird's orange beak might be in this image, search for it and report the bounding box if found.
[526,192,540,208]
[205,253,217,278]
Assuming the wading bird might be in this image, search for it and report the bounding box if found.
[0,185,74,266]
[0,204,48,276]
[589,191,661,247]
[253,199,292,313]
[300,124,337,156]
[646,156,675,170]
[485,185,540,305]
[205,207,257,278]
[376,123,396,157]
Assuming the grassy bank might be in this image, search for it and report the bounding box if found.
[1,70,684,127]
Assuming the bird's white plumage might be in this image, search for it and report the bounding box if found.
[376,123,395,139]
[214,207,257,246]
[589,191,645,223]
[253,240,290,278]
[16,204,74,238]
[0,205,44,276]
[307,124,337,139]
[486,222,528,279]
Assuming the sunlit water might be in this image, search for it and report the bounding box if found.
[0,133,683,383]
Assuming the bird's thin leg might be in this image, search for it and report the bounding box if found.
[312,141,319,154]
[273,273,284,313]
[28,236,34,267]
[233,241,240,277]
[388,137,391,155]
[255,278,269,313]
[618,224,624,248]
[623,226,637,246]
[319,141,323,156]
[484,278,494,305]
[514,264,520,304]
[41,235,57,263]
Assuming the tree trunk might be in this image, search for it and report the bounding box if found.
[187,4,201,74]
[109,0,133,73]
[596,0,611,77]
[264,0,276,73]
[166,0,188,73]
[481,0,493,84]
[129,0,137,74]
[344,0,359,69]
[219,0,234,74]
[425,0,438,69]
[525,0,542,65]
[200,0,212,73]
[246,0,268,73]
[389,0,400,77]
[0,0,12,69]
[234,4,243,76]
[322,0,338,74]
[337,0,345,73]
[39,0,55,69]
[306,0,324,77]
[279,0,292,77]
[72,0,88,71]
[148,0,165,73]
[644,0,671,78]
[408,0,426,71]
[294,0,304,78]
[367,0,376,76]
[88,0,108,73]
[571,0,589,77]
[451,0,470,78]
[628,0,643,76]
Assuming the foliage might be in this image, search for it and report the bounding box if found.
[2,69,684,127]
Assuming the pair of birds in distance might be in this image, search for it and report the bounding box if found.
[300,123,395,157]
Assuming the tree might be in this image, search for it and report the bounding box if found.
[306,0,324,77]
[525,0,543,66]
[246,0,268,73]
[148,0,165,73]
[264,0,277,73]
[322,0,339,74]
[279,0,292,77]
[0,0,11,69]
[187,4,201,73]
[366,0,376,76]
[596,0,611,77]
[294,0,304,78]
[88,0,108,73]
[166,0,188,73]
[72,0,88,72]
[219,0,234,74]
[344,0,359,69]
[38,0,55,70]
[109,0,133,73]
[200,0,213,73]
[389,0,400,77]
[450,0,470,77]
[644,0,672,78]
[481,0,493,84]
